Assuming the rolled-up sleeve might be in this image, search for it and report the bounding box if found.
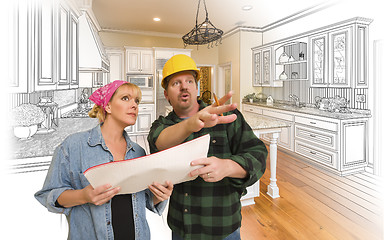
[227,110,268,192]
[34,144,73,216]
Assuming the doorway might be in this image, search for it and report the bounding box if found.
[218,63,232,104]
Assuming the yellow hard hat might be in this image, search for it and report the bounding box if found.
[161,54,200,89]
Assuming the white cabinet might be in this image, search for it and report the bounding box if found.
[8,0,30,93]
[309,18,370,88]
[243,103,369,175]
[9,0,79,93]
[252,47,282,87]
[125,104,155,135]
[106,47,125,81]
[125,47,153,74]
[294,115,368,175]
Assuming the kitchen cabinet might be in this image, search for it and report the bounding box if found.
[243,103,369,175]
[125,104,155,135]
[9,0,80,93]
[125,47,153,74]
[309,18,370,88]
[252,47,282,87]
[295,115,368,175]
[275,41,308,81]
[106,47,125,81]
[8,0,29,93]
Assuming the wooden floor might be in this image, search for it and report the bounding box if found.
[241,146,384,240]
[132,135,384,240]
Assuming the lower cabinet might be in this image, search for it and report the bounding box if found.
[242,103,369,176]
[125,103,154,135]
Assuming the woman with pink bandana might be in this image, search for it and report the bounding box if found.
[35,80,173,240]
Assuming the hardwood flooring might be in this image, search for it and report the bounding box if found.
[240,147,384,240]
[133,135,383,240]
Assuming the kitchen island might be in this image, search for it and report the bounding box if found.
[242,111,290,201]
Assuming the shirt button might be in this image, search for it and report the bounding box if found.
[184,209,188,213]
[107,221,111,225]
[212,140,216,143]
[185,193,188,197]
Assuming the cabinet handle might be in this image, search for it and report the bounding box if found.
[310,134,317,138]
[309,121,317,125]
[310,151,317,155]
[249,109,253,111]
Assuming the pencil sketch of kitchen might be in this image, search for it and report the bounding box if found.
[4,0,384,239]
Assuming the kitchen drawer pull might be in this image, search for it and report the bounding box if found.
[309,121,317,125]
[310,134,317,138]
[310,151,317,155]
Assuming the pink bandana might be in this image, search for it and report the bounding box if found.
[89,80,127,110]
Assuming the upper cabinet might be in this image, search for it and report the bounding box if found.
[125,47,153,74]
[252,47,282,87]
[9,0,80,93]
[309,18,371,88]
[275,41,308,81]
[106,47,125,81]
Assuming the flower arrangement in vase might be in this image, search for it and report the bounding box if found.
[11,104,45,139]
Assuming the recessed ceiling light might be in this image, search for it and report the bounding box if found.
[242,5,253,11]
[153,17,160,22]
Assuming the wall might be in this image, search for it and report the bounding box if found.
[218,32,240,104]
[239,30,263,107]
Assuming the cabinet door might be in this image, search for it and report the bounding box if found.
[57,5,69,88]
[127,50,141,73]
[253,51,262,86]
[107,50,125,81]
[9,1,29,93]
[309,33,327,87]
[141,50,153,73]
[36,0,56,91]
[262,49,271,86]
[70,14,79,88]
[329,27,352,87]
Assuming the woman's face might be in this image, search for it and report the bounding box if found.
[105,84,140,127]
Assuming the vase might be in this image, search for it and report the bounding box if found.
[13,124,38,139]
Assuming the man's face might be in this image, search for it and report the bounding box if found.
[164,71,198,113]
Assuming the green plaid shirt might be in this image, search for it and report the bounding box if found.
[147,101,267,240]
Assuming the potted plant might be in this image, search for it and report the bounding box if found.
[11,104,45,139]
[243,93,256,103]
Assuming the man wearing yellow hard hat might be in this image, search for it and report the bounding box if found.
[148,54,267,240]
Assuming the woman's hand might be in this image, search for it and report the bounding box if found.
[82,184,121,206]
[148,181,174,205]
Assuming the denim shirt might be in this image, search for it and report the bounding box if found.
[35,124,167,240]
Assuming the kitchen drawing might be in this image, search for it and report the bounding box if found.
[4,0,384,239]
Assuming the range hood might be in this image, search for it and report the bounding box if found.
[78,12,109,72]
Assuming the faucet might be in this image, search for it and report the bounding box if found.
[289,94,300,107]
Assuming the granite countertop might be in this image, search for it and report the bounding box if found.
[243,112,290,130]
[243,101,371,120]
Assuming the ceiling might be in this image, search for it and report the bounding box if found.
[92,0,328,37]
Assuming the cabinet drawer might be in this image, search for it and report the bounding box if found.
[295,116,338,132]
[243,105,262,114]
[139,104,154,112]
[295,124,337,150]
[295,140,337,168]
[263,109,294,121]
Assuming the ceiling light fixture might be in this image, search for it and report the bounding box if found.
[242,5,253,11]
[182,0,223,49]
[153,17,160,22]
